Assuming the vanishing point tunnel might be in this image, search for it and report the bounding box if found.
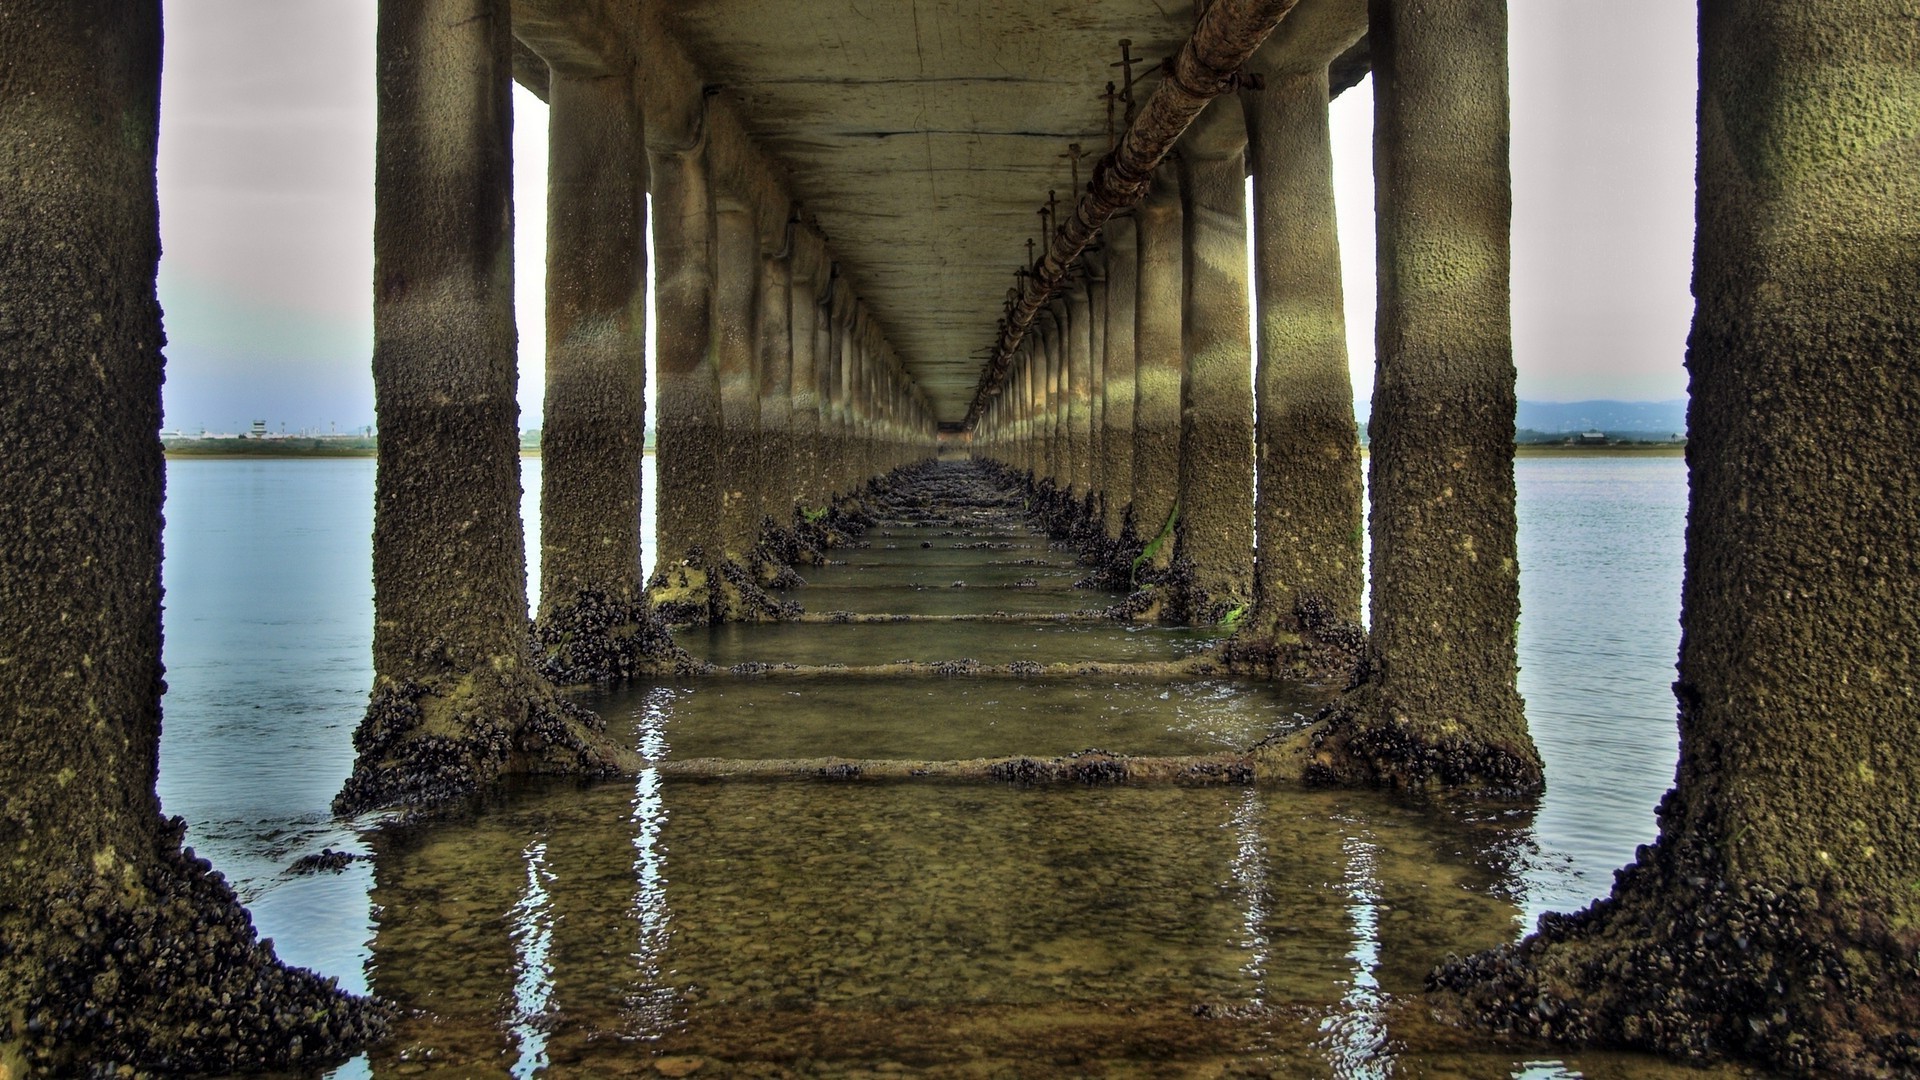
[2,0,1916,1076]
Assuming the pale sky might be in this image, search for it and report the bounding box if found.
[155,2,1696,434]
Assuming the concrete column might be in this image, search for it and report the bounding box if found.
[711,197,762,559]
[756,231,796,530]
[1132,163,1184,577]
[788,229,826,511]
[1174,103,1256,623]
[1360,0,1538,788]
[1240,66,1364,647]
[1087,266,1108,517]
[0,1,382,1067]
[1018,346,1039,478]
[1100,215,1140,541]
[1439,6,1920,1069]
[534,66,661,681]
[339,0,626,814]
[1041,311,1065,488]
[1065,282,1095,505]
[648,136,725,583]
[811,261,837,498]
[829,276,855,492]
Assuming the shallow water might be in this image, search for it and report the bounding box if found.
[152,454,1761,1077]
[585,676,1322,761]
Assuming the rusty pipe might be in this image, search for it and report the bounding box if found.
[963,0,1301,429]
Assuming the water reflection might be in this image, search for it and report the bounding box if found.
[506,839,556,1078]
[329,781,1694,1077]
[626,767,676,1032]
[1319,827,1387,1078]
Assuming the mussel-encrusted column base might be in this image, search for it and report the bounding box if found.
[335,671,633,816]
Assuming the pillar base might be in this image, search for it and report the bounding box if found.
[1258,687,1544,797]
[531,589,695,685]
[332,673,635,817]
[1430,834,1920,1077]
[4,818,388,1075]
[1222,595,1368,686]
[648,550,802,625]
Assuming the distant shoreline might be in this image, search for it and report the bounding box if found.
[164,443,1679,461]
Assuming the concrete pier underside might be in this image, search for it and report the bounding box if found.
[516,0,1365,426]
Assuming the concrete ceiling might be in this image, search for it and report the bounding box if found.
[655,1,1203,423]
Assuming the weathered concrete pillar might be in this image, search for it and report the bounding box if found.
[1087,265,1108,517]
[831,283,856,492]
[338,0,628,814]
[1065,282,1095,506]
[1018,345,1039,478]
[0,2,383,1068]
[788,228,827,511]
[1236,63,1364,668]
[756,229,797,534]
[711,197,763,560]
[1437,5,1920,1071]
[1285,0,1539,792]
[532,65,677,684]
[822,273,848,495]
[647,125,726,609]
[1173,103,1256,624]
[1042,310,1066,488]
[1131,163,1185,579]
[1100,214,1140,541]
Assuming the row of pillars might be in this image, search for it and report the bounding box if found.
[540,49,936,633]
[4,0,1915,1072]
[972,23,1527,768]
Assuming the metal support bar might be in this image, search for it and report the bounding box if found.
[963,0,1302,429]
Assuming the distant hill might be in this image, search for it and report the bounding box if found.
[1516,399,1688,435]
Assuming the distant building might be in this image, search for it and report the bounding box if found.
[1573,430,1608,446]
[248,420,268,438]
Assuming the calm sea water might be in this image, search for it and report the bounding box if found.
[154,453,1698,1076]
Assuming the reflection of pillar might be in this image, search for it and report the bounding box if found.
[539,68,648,616]
[711,199,762,558]
[1174,103,1256,622]
[1100,216,1139,540]
[366,821,527,1068]
[1132,164,1184,576]
[1240,65,1364,648]
[649,138,724,573]
[1441,5,1920,1069]
[1363,0,1537,785]
[341,0,624,813]
[0,1,378,1068]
